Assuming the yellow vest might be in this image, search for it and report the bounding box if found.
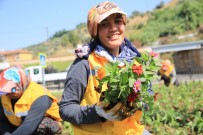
[72,52,145,135]
[159,65,174,78]
[1,82,62,126]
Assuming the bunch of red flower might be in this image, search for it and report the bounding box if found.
[96,51,160,110]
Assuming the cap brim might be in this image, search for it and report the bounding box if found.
[0,91,8,95]
[98,9,126,23]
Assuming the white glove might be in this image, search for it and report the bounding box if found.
[95,101,137,121]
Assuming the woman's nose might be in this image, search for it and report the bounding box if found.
[109,22,117,32]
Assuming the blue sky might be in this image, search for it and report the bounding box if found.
[0,0,170,51]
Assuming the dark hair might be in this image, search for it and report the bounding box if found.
[88,38,100,53]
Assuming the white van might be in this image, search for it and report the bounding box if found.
[25,66,43,83]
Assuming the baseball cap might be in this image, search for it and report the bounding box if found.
[87,1,126,38]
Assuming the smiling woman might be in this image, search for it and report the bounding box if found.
[59,1,153,135]
[97,13,126,56]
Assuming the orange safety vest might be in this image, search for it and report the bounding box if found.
[72,52,145,135]
[1,81,62,126]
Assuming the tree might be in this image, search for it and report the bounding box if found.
[52,29,67,38]
[68,32,80,47]
[155,1,165,9]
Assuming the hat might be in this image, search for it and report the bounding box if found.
[87,1,126,38]
[161,59,171,71]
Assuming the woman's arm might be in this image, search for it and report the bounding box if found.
[59,58,102,125]
[12,96,52,135]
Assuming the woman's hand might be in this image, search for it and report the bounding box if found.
[95,101,137,121]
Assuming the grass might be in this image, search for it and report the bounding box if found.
[22,60,73,72]
[49,61,73,72]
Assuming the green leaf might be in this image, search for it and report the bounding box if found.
[144,71,154,75]
[120,72,129,84]
[129,77,135,87]
[139,77,147,82]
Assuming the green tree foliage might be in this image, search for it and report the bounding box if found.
[129,0,203,45]
[178,0,201,30]
[61,35,70,47]
[68,32,80,47]
[129,10,143,18]
[52,29,68,38]
[155,1,165,9]
[76,23,86,29]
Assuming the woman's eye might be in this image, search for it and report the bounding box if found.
[115,18,123,24]
[99,22,109,28]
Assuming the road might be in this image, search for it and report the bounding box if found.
[177,74,203,82]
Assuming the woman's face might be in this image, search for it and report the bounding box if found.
[6,86,23,100]
[98,13,125,56]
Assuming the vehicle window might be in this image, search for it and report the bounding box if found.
[33,68,39,75]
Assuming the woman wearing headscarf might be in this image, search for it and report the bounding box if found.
[59,1,151,135]
[0,65,62,135]
[158,59,179,87]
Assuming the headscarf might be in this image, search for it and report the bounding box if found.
[87,1,127,39]
[0,65,31,95]
[75,38,141,62]
[161,59,171,71]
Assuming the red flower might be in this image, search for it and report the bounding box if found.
[127,92,139,102]
[149,52,158,57]
[132,64,143,76]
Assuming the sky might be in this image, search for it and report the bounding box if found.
[0,0,171,51]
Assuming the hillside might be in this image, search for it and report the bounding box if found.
[24,0,203,59]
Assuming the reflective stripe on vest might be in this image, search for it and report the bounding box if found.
[4,109,28,117]
[16,111,28,117]
[3,108,13,115]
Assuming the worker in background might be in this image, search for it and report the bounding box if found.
[0,65,62,135]
[158,59,179,87]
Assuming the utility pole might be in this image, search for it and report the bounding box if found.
[45,27,49,41]
[45,27,51,65]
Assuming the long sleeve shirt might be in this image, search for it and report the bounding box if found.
[59,58,103,125]
[0,96,52,135]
